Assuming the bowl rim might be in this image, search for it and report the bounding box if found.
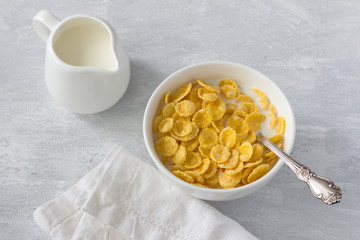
[143,61,296,194]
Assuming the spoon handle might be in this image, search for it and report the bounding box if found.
[256,134,342,205]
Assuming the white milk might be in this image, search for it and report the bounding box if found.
[53,19,117,71]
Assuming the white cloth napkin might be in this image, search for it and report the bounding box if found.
[33,145,257,240]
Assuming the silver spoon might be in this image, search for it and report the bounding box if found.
[256,134,342,205]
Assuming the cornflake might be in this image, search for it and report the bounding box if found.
[210,145,230,163]
[247,164,270,183]
[183,151,202,169]
[172,170,194,183]
[192,109,213,128]
[240,141,253,162]
[158,118,173,133]
[172,83,192,102]
[175,100,196,117]
[207,97,226,121]
[173,120,193,137]
[276,116,286,135]
[220,127,236,149]
[198,88,218,102]
[155,136,179,157]
[199,128,218,150]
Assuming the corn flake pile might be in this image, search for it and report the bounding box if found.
[153,79,286,189]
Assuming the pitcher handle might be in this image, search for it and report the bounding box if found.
[33,10,60,43]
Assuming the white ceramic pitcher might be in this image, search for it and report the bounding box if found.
[33,10,130,114]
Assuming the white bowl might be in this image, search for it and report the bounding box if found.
[143,61,296,201]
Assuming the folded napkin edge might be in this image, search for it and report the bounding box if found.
[32,144,123,235]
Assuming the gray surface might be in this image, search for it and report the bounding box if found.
[1,0,359,239]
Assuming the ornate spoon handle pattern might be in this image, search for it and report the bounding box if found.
[257,134,342,205]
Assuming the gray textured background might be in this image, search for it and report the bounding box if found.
[1,0,359,239]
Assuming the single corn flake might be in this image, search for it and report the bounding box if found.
[268,112,277,130]
[239,141,253,162]
[220,127,237,149]
[244,112,266,132]
[155,136,178,156]
[197,79,220,93]
[227,115,245,134]
[259,95,269,110]
[158,118,174,133]
[269,103,277,116]
[165,92,172,104]
[194,157,211,175]
[269,134,282,144]
[172,83,192,102]
[252,88,269,110]
[175,100,196,117]
[153,115,164,132]
[172,145,187,165]
[220,84,237,100]
[173,120,193,137]
[183,151,202,169]
[162,103,176,118]
[192,109,213,128]
[235,94,254,104]
[198,88,218,102]
[219,79,239,95]
[206,97,226,121]
[219,172,242,189]
[276,116,285,135]
[172,170,194,183]
[210,145,230,163]
[247,164,270,183]
[199,127,218,150]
